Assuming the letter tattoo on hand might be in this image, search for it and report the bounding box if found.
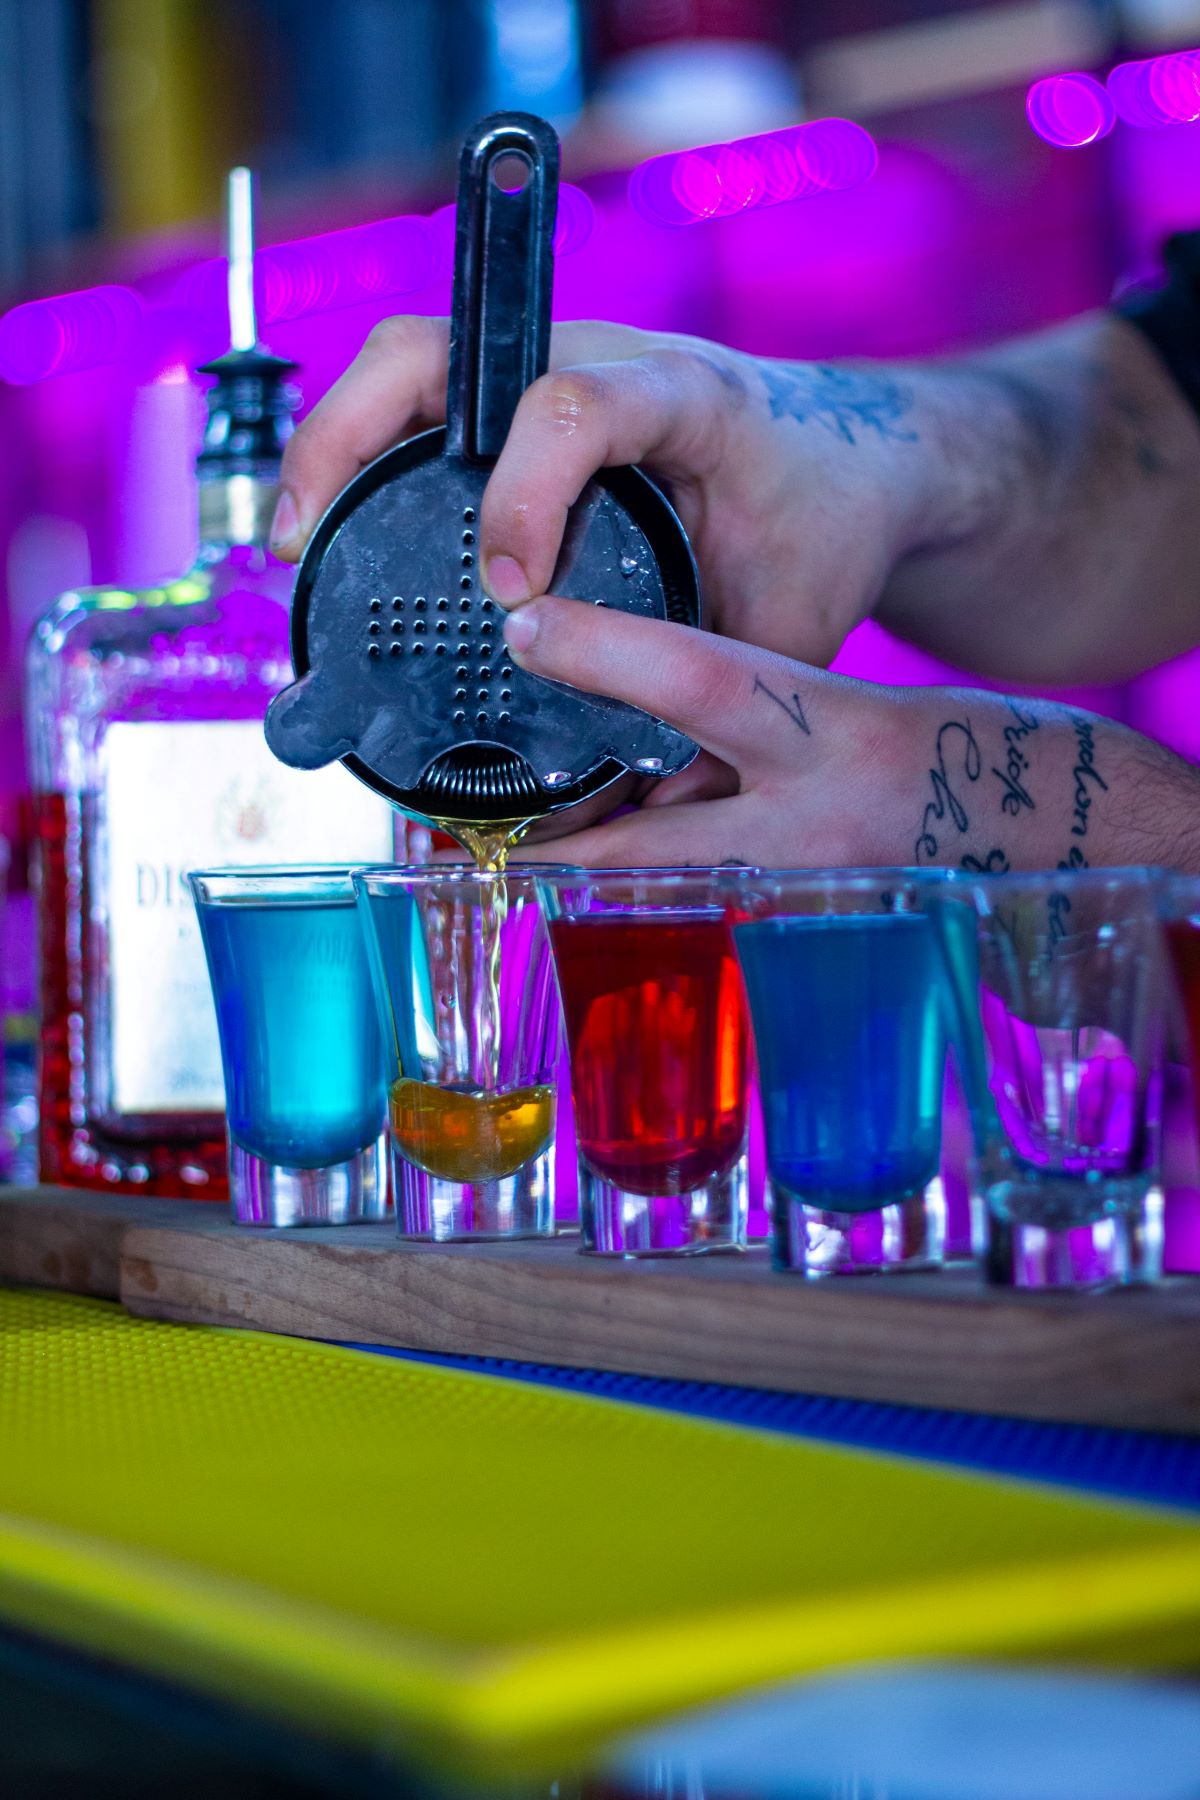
[1057,717,1108,871]
[962,847,1011,874]
[753,677,811,736]
[914,719,982,863]
[993,698,1039,816]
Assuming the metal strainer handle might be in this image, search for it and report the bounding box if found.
[444,112,560,465]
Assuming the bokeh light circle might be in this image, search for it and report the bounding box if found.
[0,285,142,384]
[1108,51,1200,127]
[671,150,723,221]
[628,116,879,228]
[799,117,880,189]
[553,184,596,256]
[1026,73,1116,147]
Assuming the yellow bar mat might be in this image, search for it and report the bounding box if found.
[1,1286,1199,1773]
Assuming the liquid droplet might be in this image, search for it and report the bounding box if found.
[619,555,638,576]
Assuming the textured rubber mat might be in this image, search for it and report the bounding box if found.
[373,1351,1200,1510]
[3,1289,1200,1772]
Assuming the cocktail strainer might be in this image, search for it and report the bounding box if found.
[265,111,700,826]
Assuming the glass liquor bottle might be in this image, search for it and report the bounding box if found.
[26,169,399,1198]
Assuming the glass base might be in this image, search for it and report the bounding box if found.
[774,1180,946,1276]
[943,1179,986,1265]
[985,1179,1164,1289]
[394,1145,555,1241]
[579,1154,748,1257]
[228,1135,388,1227]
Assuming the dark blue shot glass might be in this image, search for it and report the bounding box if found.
[189,866,389,1226]
[730,871,952,1276]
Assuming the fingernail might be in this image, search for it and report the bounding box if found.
[269,487,300,550]
[503,602,540,658]
[484,554,530,607]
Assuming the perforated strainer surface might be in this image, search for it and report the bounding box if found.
[2,1289,1199,1768]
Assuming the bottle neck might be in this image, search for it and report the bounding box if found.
[197,472,281,550]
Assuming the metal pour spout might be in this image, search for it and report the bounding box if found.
[196,167,299,545]
[225,166,259,354]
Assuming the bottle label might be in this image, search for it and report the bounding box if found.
[103,720,395,1116]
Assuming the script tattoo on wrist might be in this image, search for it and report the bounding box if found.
[753,676,811,736]
[1054,716,1108,876]
[1068,715,1107,840]
[961,847,1011,874]
[758,362,918,447]
[993,698,1039,816]
[914,718,982,863]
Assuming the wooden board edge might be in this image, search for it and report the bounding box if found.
[0,1189,221,1299]
[117,1222,1200,1437]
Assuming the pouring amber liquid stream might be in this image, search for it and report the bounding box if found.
[388,818,556,1183]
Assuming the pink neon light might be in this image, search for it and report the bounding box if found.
[425,182,596,281]
[0,285,143,385]
[1109,50,1200,127]
[1026,73,1116,147]
[628,118,878,228]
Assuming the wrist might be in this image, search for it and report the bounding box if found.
[888,367,1022,559]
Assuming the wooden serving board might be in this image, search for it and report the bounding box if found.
[4,1185,1200,1436]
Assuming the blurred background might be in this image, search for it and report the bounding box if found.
[3,0,1200,963]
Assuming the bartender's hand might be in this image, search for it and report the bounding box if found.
[501,595,1200,873]
[272,310,1200,684]
[271,316,954,668]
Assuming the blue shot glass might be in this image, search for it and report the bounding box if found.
[189,867,389,1227]
[729,871,949,1276]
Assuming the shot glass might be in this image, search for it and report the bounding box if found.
[537,870,751,1257]
[354,866,561,1240]
[729,871,948,1277]
[967,869,1166,1289]
[189,867,388,1227]
[926,875,997,1263]
[1161,877,1200,1188]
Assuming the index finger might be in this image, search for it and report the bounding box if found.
[271,315,450,560]
[270,317,656,563]
[504,595,824,768]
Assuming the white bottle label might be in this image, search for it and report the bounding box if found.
[103,720,395,1116]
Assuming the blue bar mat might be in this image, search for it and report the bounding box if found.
[346,1345,1200,1512]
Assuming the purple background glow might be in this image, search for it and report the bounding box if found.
[2,84,1200,1261]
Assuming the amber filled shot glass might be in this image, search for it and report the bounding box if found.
[354,866,562,1240]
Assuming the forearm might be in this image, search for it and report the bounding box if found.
[886,688,1200,874]
[873,313,1200,684]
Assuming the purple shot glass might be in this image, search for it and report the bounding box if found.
[965,869,1167,1290]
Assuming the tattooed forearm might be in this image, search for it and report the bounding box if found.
[914,718,982,862]
[758,362,918,446]
[911,695,1200,880]
[754,676,811,736]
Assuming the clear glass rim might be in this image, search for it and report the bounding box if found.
[536,865,750,888]
[353,860,575,894]
[961,865,1163,892]
[189,863,394,881]
[188,862,395,903]
[716,866,949,889]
